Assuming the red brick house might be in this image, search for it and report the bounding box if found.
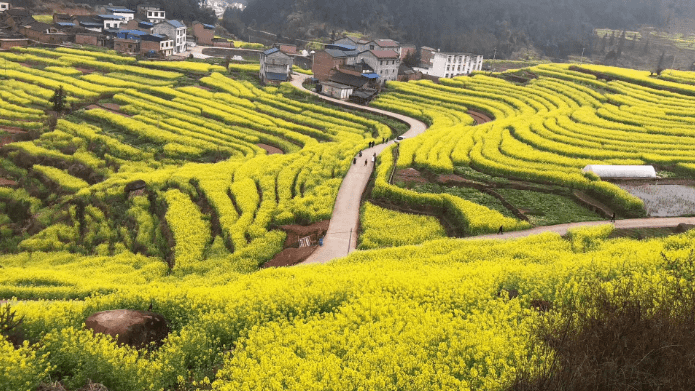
[275,43,297,55]
[191,21,214,45]
[19,22,69,44]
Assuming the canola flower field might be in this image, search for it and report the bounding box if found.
[3,46,695,390]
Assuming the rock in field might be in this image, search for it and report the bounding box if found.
[85,309,169,347]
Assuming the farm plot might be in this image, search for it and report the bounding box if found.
[0,47,396,272]
[619,184,695,217]
[371,64,695,227]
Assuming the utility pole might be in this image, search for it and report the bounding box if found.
[580,47,585,63]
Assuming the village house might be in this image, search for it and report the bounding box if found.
[106,7,135,22]
[398,62,421,82]
[97,14,125,30]
[140,33,173,56]
[75,16,105,32]
[121,19,154,32]
[372,39,401,55]
[416,51,484,78]
[0,2,9,12]
[356,49,400,84]
[334,36,371,52]
[1,8,32,30]
[274,43,297,55]
[420,46,437,66]
[400,43,416,60]
[320,81,353,100]
[312,45,361,81]
[191,21,214,45]
[152,20,186,54]
[19,22,70,44]
[137,5,165,24]
[259,47,293,84]
[75,31,106,46]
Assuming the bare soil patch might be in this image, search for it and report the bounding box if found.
[74,67,95,74]
[262,246,319,268]
[257,143,284,155]
[262,220,329,267]
[99,103,121,111]
[393,168,428,184]
[468,110,493,124]
[0,126,29,134]
[0,178,18,187]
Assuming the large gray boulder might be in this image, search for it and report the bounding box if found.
[85,310,169,347]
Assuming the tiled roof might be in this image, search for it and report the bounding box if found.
[375,39,399,47]
[324,49,347,58]
[107,8,135,13]
[329,71,368,88]
[367,49,399,59]
[166,20,185,28]
[98,14,125,20]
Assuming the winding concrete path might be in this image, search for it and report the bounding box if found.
[468,217,695,241]
[291,74,695,263]
[291,73,428,264]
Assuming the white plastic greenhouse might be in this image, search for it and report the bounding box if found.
[582,165,657,179]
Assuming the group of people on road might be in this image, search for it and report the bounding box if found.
[353,151,376,166]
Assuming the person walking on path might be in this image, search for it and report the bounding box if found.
[371,155,375,163]
[498,225,504,235]
[365,159,368,166]
[353,157,356,165]
[611,212,616,223]
[359,151,362,157]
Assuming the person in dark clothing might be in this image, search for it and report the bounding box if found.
[359,151,362,157]
[498,225,503,235]
[364,159,368,165]
[610,212,616,222]
[353,157,356,164]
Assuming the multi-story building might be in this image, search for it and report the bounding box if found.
[356,49,400,84]
[260,48,293,83]
[106,7,135,22]
[141,34,173,57]
[416,51,483,78]
[152,20,186,54]
[137,5,166,24]
[312,47,360,81]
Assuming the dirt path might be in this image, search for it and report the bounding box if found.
[292,73,429,264]
[468,110,493,125]
[466,217,695,241]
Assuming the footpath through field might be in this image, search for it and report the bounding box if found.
[467,217,695,241]
[291,73,429,264]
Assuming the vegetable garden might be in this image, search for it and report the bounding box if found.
[3,46,695,390]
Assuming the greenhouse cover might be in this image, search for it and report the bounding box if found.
[582,165,657,178]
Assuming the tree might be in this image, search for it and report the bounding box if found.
[49,85,66,112]
[656,51,666,75]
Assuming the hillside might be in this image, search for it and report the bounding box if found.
[3,47,695,389]
[237,0,695,58]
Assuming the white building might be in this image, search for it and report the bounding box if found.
[416,52,484,79]
[137,5,166,24]
[152,20,187,54]
[97,14,125,30]
[260,48,293,83]
[106,7,135,22]
[321,81,353,100]
[0,2,9,12]
[356,49,400,85]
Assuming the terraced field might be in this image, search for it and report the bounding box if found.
[3,47,695,390]
[0,47,397,273]
[364,63,695,241]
